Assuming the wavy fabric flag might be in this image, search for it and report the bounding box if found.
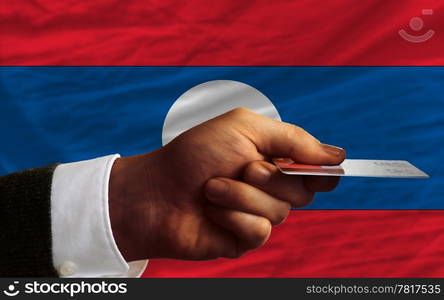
[1,0,443,277]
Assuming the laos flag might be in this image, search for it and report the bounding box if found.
[1,0,444,277]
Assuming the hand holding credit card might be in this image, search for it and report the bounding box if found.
[273,158,429,178]
[109,107,428,264]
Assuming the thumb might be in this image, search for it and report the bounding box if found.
[236,108,346,165]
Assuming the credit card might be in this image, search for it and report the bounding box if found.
[273,158,429,178]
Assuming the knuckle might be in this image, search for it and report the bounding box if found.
[287,124,304,138]
[270,204,291,225]
[205,178,230,204]
[286,124,315,144]
[228,107,250,118]
[292,192,315,208]
[244,160,266,181]
[284,124,305,156]
[251,218,272,247]
[243,161,257,178]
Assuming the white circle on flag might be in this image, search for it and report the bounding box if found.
[162,80,281,146]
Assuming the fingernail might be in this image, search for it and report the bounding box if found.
[321,143,345,157]
[248,165,271,185]
[206,179,228,199]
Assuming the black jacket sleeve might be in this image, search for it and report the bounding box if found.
[0,165,59,277]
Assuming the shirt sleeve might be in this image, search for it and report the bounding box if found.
[50,154,148,277]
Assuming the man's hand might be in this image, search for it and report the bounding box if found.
[109,108,345,261]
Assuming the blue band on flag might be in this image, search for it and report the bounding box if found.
[1,67,442,209]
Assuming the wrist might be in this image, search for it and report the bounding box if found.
[108,151,163,261]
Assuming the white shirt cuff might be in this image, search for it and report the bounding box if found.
[50,154,147,277]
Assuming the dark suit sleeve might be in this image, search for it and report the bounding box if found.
[0,165,59,277]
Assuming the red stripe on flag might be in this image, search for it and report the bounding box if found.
[1,0,443,65]
[143,210,444,277]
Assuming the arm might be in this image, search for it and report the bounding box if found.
[1,108,345,276]
[0,165,58,277]
[0,156,146,278]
